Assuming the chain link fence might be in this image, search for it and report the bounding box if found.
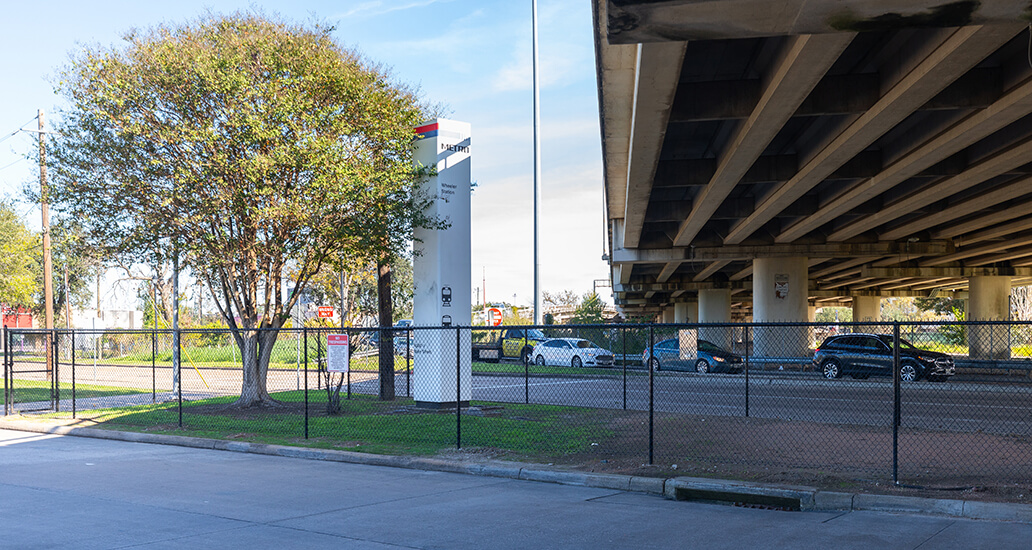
[4,322,1032,489]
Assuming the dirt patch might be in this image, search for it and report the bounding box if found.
[430,411,1032,505]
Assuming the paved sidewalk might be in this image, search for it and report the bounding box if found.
[1,428,1031,549]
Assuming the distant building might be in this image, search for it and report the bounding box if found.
[1,306,34,328]
[71,309,145,330]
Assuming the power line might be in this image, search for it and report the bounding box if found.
[0,157,27,172]
[0,116,41,146]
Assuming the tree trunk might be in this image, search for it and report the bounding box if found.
[377,258,395,400]
[233,327,281,407]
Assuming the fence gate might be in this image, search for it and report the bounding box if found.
[4,329,59,415]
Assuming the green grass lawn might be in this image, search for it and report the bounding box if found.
[3,380,157,404]
[42,390,612,458]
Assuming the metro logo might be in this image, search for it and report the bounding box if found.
[414,122,439,140]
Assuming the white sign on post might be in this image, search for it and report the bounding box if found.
[412,118,472,407]
[327,334,349,373]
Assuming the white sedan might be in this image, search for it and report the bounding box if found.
[532,338,615,368]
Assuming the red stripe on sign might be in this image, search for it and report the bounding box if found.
[328,335,348,344]
[414,123,438,135]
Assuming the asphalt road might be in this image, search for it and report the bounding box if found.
[8,359,1032,437]
[462,372,1032,435]
[3,428,1031,549]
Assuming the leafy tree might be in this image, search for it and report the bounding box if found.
[294,254,413,326]
[31,217,95,327]
[915,295,965,315]
[0,203,38,310]
[570,292,606,325]
[1011,285,1032,321]
[46,13,434,407]
[815,307,851,323]
[543,289,579,308]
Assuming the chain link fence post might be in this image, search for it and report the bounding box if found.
[177,328,183,429]
[2,326,6,412]
[622,325,627,410]
[346,327,352,400]
[52,329,59,411]
[71,330,77,418]
[744,322,750,418]
[893,321,901,485]
[524,334,529,404]
[151,329,156,403]
[304,327,309,440]
[456,326,462,449]
[649,323,654,465]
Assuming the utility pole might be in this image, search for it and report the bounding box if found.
[531,0,543,324]
[64,266,71,329]
[39,110,55,379]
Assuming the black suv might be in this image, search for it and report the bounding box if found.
[813,333,954,382]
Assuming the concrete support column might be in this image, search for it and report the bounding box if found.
[968,275,1011,360]
[852,295,881,322]
[699,289,731,349]
[808,304,817,348]
[674,301,698,323]
[662,306,675,324]
[753,257,809,358]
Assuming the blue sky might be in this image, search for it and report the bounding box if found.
[0,0,608,310]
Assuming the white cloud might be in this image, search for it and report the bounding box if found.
[490,39,589,93]
[331,0,454,19]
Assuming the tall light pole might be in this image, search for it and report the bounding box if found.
[532,0,543,324]
[39,110,55,378]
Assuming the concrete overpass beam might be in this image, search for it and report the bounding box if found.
[729,24,1023,245]
[673,33,854,247]
[753,257,810,358]
[621,41,688,249]
[968,275,1012,360]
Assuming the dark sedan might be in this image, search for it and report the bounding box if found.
[643,339,743,373]
[813,333,954,382]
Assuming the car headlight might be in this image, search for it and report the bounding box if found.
[917,355,935,363]
[712,356,725,362]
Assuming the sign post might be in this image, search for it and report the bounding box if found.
[412,119,472,408]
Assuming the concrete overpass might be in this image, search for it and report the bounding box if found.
[594,0,1032,355]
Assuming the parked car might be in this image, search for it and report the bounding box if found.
[473,328,550,363]
[532,338,615,368]
[812,333,954,382]
[643,338,743,373]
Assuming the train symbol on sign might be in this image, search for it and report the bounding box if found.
[442,315,452,327]
[441,286,452,306]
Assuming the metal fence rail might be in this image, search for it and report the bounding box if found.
[3,321,1031,489]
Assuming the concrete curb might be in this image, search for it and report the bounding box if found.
[2,418,1029,522]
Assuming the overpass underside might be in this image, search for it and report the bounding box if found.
[596,0,1032,323]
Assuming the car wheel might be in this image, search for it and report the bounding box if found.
[571,356,583,368]
[900,362,920,382]
[535,355,545,366]
[822,359,842,379]
[520,347,532,363]
[649,357,661,371]
[695,359,710,373]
